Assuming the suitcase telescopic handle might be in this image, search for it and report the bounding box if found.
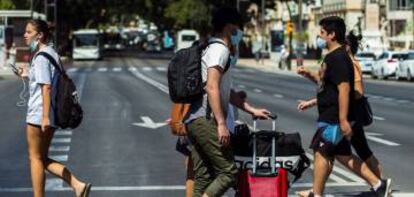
[251,114,278,176]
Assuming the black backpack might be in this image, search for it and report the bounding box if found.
[167,40,230,103]
[36,52,83,129]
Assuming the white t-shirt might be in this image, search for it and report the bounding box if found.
[186,37,232,123]
[26,46,59,127]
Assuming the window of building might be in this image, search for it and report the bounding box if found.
[390,0,413,10]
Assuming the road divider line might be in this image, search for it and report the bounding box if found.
[129,67,169,94]
[373,116,385,121]
[237,84,245,89]
[366,136,400,146]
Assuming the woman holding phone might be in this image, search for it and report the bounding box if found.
[19,19,91,197]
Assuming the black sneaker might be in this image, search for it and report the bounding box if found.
[375,178,392,197]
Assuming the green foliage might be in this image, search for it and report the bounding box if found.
[0,0,16,10]
[165,0,210,33]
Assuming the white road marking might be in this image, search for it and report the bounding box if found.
[77,72,87,102]
[51,138,71,143]
[396,99,410,104]
[142,67,152,71]
[373,116,385,121]
[253,88,262,93]
[237,84,245,89]
[113,67,122,72]
[365,132,383,136]
[156,67,167,71]
[129,68,169,94]
[55,130,72,136]
[366,135,401,146]
[45,179,63,190]
[128,66,137,71]
[273,94,284,98]
[49,155,68,162]
[132,116,167,129]
[292,182,366,188]
[98,67,108,72]
[49,146,70,152]
[383,97,394,101]
[392,193,414,197]
[67,68,79,73]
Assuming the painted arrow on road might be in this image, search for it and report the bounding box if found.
[132,116,167,129]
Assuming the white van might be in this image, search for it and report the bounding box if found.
[72,29,102,60]
[175,29,199,52]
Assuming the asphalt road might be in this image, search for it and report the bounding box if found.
[0,51,413,196]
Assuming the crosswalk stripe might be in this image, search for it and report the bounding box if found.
[67,68,79,73]
[98,67,108,72]
[113,67,122,72]
[156,67,167,71]
[51,138,71,143]
[49,155,68,162]
[142,67,152,71]
[49,146,70,152]
[55,130,72,136]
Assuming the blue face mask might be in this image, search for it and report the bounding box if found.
[29,39,39,52]
[316,37,327,49]
[229,55,238,66]
[231,29,243,46]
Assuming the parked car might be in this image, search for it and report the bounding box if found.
[355,52,376,74]
[372,51,406,79]
[396,50,414,81]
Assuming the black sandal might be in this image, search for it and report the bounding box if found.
[80,183,92,197]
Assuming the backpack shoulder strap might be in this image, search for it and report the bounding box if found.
[36,51,64,74]
[205,41,231,73]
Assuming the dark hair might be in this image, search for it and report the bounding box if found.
[212,7,242,33]
[346,31,362,55]
[319,16,346,44]
[28,19,52,42]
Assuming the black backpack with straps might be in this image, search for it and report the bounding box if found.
[36,52,83,129]
[167,40,230,103]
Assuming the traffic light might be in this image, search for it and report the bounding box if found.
[286,22,294,34]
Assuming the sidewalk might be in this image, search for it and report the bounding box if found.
[237,58,320,76]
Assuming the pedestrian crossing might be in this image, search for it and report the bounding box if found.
[66,66,250,74]
[66,66,414,106]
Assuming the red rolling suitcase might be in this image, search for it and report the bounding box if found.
[236,117,289,197]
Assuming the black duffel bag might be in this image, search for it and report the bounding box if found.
[231,124,304,157]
